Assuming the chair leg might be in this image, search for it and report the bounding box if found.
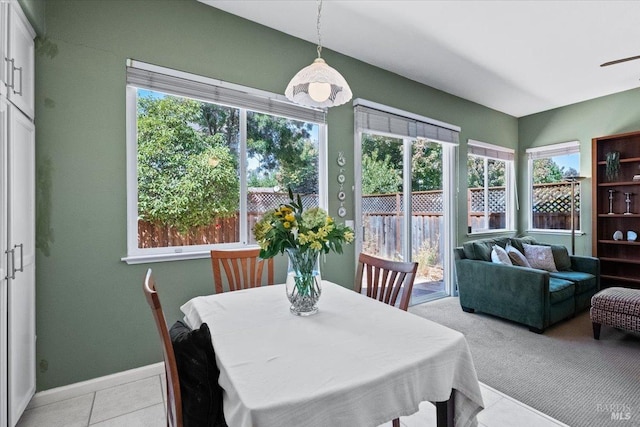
[461,306,475,313]
[592,322,601,340]
[528,326,544,334]
[392,418,400,427]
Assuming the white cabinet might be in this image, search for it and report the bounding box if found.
[3,0,35,119]
[6,104,35,427]
[0,97,8,427]
[0,1,35,426]
[0,2,7,99]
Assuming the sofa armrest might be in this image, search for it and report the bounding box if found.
[570,255,599,275]
[570,255,600,288]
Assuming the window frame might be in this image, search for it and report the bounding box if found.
[526,140,581,234]
[122,61,327,264]
[466,139,516,235]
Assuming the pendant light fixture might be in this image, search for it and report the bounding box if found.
[285,0,352,108]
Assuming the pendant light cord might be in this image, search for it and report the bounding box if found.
[316,0,323,58]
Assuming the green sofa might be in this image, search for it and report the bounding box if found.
[454,237,600,333]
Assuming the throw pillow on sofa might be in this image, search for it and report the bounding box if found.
[491,245,512,265]
[549,245,572,271]
[462,239,494,261]
[523,243,557,272]
[506,243,531,267]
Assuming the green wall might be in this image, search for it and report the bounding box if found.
[518,87,640,254]
[34,0,517,390]
[17,0,45,35]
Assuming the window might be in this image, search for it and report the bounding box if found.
[467,140,515,234]
[526,141,581,232]
[124,61,327,263]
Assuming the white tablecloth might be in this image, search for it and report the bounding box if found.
[181,282,483,427]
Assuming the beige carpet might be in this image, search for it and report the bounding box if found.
[409,297,640,427]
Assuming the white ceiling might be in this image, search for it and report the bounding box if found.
[200,0,640,118]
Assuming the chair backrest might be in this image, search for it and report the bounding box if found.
[143,269,183,427]
[210,248,274,294]
[355,252,418,311]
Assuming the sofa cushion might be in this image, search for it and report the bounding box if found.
[492,237,510,248]
[549,278,575,304]
[491,245,512,265]
[550,271,597,294]
[523,244,558,272]
[508,236,537,253]
[506,243,531,267]
[462,239,494,261]
[550,245,572,271]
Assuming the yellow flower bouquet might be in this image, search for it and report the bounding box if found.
[253,188,354,315]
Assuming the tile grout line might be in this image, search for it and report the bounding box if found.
[479,383,570,427]
[86,392,96,427]
[88,402,165,426]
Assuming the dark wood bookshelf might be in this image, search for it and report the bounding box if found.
[598,239,640,245]
[598,181,640,187]
[598,213,640,218]
[592,130,640,289]
[600,275,640,285]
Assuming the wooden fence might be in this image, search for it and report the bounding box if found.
[138,183,579,248]
[139,214,266,248]
[362,213,443,264]
[138,192,318,248]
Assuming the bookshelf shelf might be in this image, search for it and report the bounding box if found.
[592,130,640,289]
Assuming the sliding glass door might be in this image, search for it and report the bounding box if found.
[410,139,447,303]
[359,134,405,260]
[356,132,454,306]
[354,101,459,306]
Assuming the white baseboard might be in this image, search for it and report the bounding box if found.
[27,362,165,409]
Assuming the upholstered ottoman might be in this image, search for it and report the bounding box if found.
[590,287,640,339]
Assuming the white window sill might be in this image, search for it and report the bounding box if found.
[526,229,585,236]
[466,229,516,238]
[121,251,213,264]
[123,244,261,264]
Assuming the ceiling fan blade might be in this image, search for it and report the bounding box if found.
[600,55,640,67]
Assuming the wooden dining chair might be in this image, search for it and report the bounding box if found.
[210,248,274,294]
[355,253,418,427]
[355,252,418,312]
[143,269,183,427]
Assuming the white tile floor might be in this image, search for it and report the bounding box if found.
[17,373,568,427]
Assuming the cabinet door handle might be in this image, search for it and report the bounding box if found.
[15,243,24,273]
[4,58,22,96]
[4,58,15,90]
[5,247,15,280]
[13,64,23,96]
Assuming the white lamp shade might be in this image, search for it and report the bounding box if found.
[285,58,352,108]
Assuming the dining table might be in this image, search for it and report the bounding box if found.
[180,281,484,427]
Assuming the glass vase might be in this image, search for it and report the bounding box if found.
[285,248,321,316]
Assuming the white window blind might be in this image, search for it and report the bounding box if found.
[353,99,460,144]
[468,139,514,161]
[126,60,325,124]
[526,140,579,160]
